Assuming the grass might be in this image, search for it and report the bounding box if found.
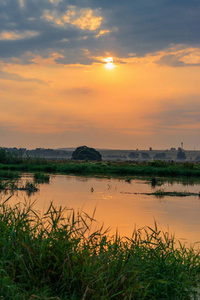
[0,170,20,179]
[34,172,50,183]
[2,160,200,178]
[121,189,200,198]
[0,198,200,299]
[0,179,39,196]
[17,181,39,195]
[150,189,200,198]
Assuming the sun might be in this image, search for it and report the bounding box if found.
[104,57,114,69]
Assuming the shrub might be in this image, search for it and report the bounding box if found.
[71,146,102,161]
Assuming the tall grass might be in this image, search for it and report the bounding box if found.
[2,160,200,178]
[0,198,200,299]
[34,172,50,183]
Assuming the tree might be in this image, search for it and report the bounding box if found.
[141,152,150,160]
[0,148,8,163]
[177,149,186,160]
[71,146,102,161]
[154,153,166,160]
[128,152,139,160]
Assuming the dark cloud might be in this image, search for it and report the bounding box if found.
[156,55,187,67]
[1,0,200,64]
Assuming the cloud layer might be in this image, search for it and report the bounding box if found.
[1,0,200,65]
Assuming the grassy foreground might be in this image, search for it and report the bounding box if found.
[0,199,200,299]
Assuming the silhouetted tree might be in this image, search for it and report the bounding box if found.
[154,153,166,160]
[141,152,150,160]
[0,148,8,163]
[177,149,186,160]
[71,146,102,161]
[128,152,139,160]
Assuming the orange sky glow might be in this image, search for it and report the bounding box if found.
[1,1,200,150]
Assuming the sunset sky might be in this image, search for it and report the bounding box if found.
[1,0,200,150]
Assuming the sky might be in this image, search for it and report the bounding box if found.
[1,0,200,150]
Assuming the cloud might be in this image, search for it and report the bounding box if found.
[62,87,94,95]
[19,0,25,8]
[0,30,39,41]
[111,45,200,67]
[0,69,48,85]
[0,1,200,65]
[155,46,200,67]
[49,0,63,4]
[147,97,200,131]
[42,6,103,31]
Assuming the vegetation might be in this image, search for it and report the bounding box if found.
[128,151,139,159]
[3,146,200,162]
[0,148,23,164]
[148,189,200,197]
[71,145,102,161]
[0,179,39,196]
[141,152,150,160]
[2,160,200,178]
[34,172,50,183]
[17,181,39,194]
[154,153,166,160]
[177,148,187,160]
[0,170,20,179]
[0,199,200,299]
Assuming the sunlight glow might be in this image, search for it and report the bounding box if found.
[104,57,114,69]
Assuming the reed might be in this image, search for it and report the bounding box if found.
[0,198,200,299]
[34,172,50,183]
[2,160,200,178]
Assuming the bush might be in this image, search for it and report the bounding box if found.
[71,146,102,161]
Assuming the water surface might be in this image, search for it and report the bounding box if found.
[2,174,200,246]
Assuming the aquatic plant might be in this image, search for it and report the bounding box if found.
[33,172,50,183]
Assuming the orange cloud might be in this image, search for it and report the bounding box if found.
[0,30,39,40]
[96,30,110,38]
[42,6,102,31]
[111,45,200,67]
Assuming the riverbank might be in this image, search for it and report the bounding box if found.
[0,198,200,299]
[1,160,200,178]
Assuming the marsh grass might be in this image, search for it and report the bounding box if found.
[0,170,20,179]
[151,189,200,198]
[17,181,39,195]
[0,199,200,299]
[2,160,200,178]
[0,180,39,197]
[34,172,50,184]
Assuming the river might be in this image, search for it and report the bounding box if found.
[2,173,200,246]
